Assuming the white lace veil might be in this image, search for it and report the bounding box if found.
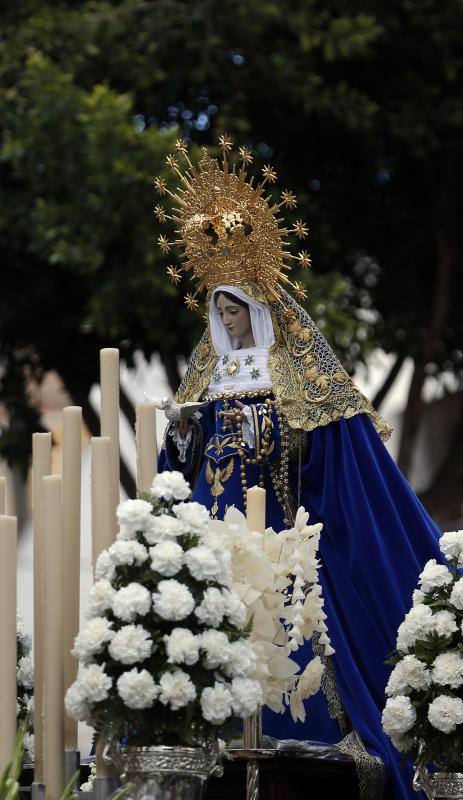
[209,285,275,356]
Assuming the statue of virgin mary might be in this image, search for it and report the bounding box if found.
[154,136,441,800]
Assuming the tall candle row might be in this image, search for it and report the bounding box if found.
[1,347,160,795]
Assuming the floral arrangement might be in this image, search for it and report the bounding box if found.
[207,505,332,722]
[65,471,262,746]
[16,613,34,762]
[382,530,463,770]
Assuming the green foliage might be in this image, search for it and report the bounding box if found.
[0,721,25,800]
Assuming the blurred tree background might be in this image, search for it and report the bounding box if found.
[1,0,462,518]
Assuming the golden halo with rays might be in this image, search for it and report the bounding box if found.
[153,135,311,310]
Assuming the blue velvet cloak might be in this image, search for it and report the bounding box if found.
[159,405,443,800]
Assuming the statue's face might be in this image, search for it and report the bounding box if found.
[215,293,253,344]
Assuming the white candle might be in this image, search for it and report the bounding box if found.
[100,348,120,536]
[246,486,266,534]
[0,515,17,774]
[43,475,64,800]
[91,436,114,570]
[32,432,52,783]
[62,406,82,750]
[136,403,157,494]
[91,439,115,780]
[0,476,6,513]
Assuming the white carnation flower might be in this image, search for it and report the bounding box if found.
[112,583,152,622]
[17,655,34,689]
[75,663,112,703]
[382,696,416,737]
[174,502,210,534]
[164,628,200,665]
[95,550,116,582]
[72,618,114,661]
[108,624,152,664]
[440,530,463,565]
[158,670,196,710]
[432,652,463,688]
[419,559,453,593]
[396,604,434,652]
[412,589,426,606]
[450,579,463,611]
[229,677,263,717]
[200,682,233,724]
[86,579,116,619]
[195,587,225,627]
[185,545,223,582]
[428,695,463,733]
[223,639,256,678]
[26,694,34,713]
[430,610,458,638]
[149,541,184,576]
[143,514,186,545]
[108,540,148,567]
[150,471,191,502]
[222,589,247,627]
[65,683,90,721]
[117,499,154,537]
[200,630,231,669]
[385,655,431,697]
[152,580,195,621]
[215,550,232,585]
[117,668,159,709]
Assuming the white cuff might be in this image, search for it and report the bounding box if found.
[169,426,192,464]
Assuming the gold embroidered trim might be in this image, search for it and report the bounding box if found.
[175,287,392,442]
[337,730,385,800]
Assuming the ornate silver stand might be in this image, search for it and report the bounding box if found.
[64,748,81,789]
[31,783,45,800]
[93,775,120,800]
[413,765,463,799]
[108,738,222,800]
[227,710,276,800]
[243,712,262,750]
[244,711,263,800]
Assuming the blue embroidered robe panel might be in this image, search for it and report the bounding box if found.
[161,395,284,524]
[158,398,443,800]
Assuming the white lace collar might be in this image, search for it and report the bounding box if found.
[207,346,272,396]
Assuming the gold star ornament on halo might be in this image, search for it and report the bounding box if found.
[166,266,182,285]
[185,292,199,311]
[157,234,171,253]
[153,134,312,311]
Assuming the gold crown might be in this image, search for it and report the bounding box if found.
[153,134,311,311]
